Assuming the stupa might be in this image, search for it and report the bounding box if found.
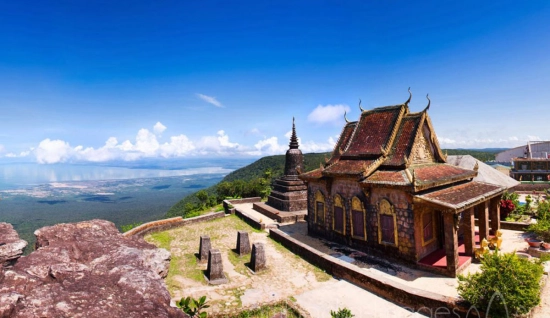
[265,118,308,211]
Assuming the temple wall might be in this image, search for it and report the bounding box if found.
[369,187,416,261]
[306,179,417,262]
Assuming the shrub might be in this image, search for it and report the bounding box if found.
[330,308,354,318]
[177,296,209,318]
[458,251,544,317]
[119,222,143,233]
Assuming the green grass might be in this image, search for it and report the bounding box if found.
[211,301,303,318]
[148,231,173,250]
[227,250,251,277]
[183,253,205,283]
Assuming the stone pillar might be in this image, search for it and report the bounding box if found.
[249,243,266,272]
[206,249,227,284]
[477,201,490,241]
[199,236,211,262]
[489,197,501,234]
[236,231,251,255]
[463,207,475,256]
[443,213,459,277]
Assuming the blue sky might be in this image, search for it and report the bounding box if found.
[1,1,549,163]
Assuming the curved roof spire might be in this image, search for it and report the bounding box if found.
[289,117,299,149]
[423,94,431,112]
[404,87,412,106]
[359,98,365,112]
[344,111,350,123]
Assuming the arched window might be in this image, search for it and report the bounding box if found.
[422,210,435,245]
[333,194,345,234]
[351,196,366,240]
[315,191,325,225]
[378,199,398,245]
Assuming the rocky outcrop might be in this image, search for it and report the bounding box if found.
[0,223,27,269]
[0,219,185,318]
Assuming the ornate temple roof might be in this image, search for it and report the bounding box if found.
[299,90,507,211]
[300,91,492,194]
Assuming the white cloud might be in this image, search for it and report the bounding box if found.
[14,122,341,164]
[307,104,350,125]
[153,122,167,135]
[35,139,73,164]
[244,128,261,136]
[196,93,223,108]
[438,135,547,149]
[528,135,542,141]
[248,137,287,156]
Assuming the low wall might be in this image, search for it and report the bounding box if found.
[268,229,481,317]
[223,197,262,214]
[474,219,530,231]
[234,209,265,231]
[123,212,226,238]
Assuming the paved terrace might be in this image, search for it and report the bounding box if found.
[231,202,550,317]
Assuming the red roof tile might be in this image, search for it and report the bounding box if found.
[416,181,504,211]
[323,160,374,177]
[363,170,409,185]
[327,122,357,165]
[384,114,422,166]
[343,106,403,157]
[413,164,475,186]
[299,168,323,180]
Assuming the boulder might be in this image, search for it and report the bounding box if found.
[0,223,27,268]
[0,219,185,318]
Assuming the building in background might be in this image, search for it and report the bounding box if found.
[497,141,550,182]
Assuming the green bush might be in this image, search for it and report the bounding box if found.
[458,251,544,317]
[330,308,354,318]
[119,222,143,233]
[177,296,209,317]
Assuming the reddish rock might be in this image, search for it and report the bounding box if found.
[0,223,28,269]
[0,219,185,318]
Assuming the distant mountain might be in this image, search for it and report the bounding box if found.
[166,152,329,217]
[445,148,508,153]
[442,149,501,162]
[223,152,330,182]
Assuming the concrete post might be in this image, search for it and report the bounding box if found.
[236,231,251,255]
[249,243,266,272]
[443,212,459,277]
[463,207,475,256]
[477,201,490,241]
[199,235,211,262]
[206,249,227,284]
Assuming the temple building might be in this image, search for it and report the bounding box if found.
[299,92,506,277]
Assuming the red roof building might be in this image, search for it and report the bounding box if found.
[300,94,505,277]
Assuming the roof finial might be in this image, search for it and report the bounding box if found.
[289,117,299,149]
[359,98,365,112]
[404,87,412,106]
[424,94,431,112]
[344,111,350,123]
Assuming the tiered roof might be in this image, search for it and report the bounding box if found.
[300,94,505,206]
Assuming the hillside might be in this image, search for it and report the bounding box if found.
[166,148,499,218]
[166,152,329,217]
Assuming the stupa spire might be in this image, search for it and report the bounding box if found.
[289,117,299,149]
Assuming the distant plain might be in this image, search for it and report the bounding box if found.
[0,159,252,252]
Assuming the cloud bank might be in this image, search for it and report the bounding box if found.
[8,122,336,164]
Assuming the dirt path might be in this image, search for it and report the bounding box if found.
[145,214,332,315]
